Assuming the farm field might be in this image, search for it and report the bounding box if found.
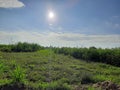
[0,50,120,90]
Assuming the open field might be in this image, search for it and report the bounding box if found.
[0,50,120,90]
[0,0,120,89]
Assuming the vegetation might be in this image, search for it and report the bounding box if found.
[11,65,26,84]
[53,47,120,67]
[1,42,120,67]
[0,43,120,89]
[0,49,120,89]
[0,42,44,52]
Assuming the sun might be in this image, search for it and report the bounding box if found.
[48,11,55,19]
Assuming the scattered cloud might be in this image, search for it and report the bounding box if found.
[104,16,120,30]
[57,26,63,31]
[105,21,120,29]
[0,31,120,48]
[112,16,120,19]
[0,0,24,8]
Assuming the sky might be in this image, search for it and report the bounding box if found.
[0,0,120,48]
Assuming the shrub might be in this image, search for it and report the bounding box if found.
[87,86,95,90]
[0,52,3,59]
[81,73,93,84]
[0,63,4,73]
[77,71,94,84]
[11,65,26,84]
[0,62,7,77]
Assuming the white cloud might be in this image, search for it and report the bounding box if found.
[0,0,24,8]
[0,31,120,48]
[105,16,120,29]
[105,21,120,29]
[112,16,120,18]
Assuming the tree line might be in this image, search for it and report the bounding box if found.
[0,42,44,52]
[53,47,120,67]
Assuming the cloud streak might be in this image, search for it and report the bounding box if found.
[0,0,24,8]
[0,31,120,48]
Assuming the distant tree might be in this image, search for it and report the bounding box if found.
[53,47,120,67]
[14,42,43,52]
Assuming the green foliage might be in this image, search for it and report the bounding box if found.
[0,79,11,86]
[0,42,44,52]
[0,45,12,52]
[11,65,26,84]
[80,71,94,84]
[0,52,3,59]
[0,62,7,77]
[0,63,4,73]
[1,51,120,89]
[93,75,106,82]
[12,42,44,52]
[88,86,94,90]
[88,86,102,90]
[39,81,71,90]
[1,43,120,67]
[54,47,120,67]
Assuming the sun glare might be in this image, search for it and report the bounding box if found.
[48,11,55,19]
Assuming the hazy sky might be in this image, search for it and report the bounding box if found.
[0,0,120,48]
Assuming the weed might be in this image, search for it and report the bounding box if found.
[39,81,71,90]
[11,65,26,84]
[0,51,120,89]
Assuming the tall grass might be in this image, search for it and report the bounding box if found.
[39,81,72,90]
[11,65,26,84]
[1,51,120,89]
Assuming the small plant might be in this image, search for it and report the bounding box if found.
[11,65,26,84]
[75,71,94,84]
[0,62,7,77]
[81,72,93,84]
[0,63,5,79]
[0,63,4,73]
[0,52,3,59]
[88,86,95,90]
[93,74,106,82]
[88,86,102,90]
[38,81,72,90]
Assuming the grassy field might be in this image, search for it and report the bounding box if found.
[0,50,120,89]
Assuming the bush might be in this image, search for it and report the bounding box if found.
[0,62,7,77]
[0,63,4,72]
[0,46,11,52]
[81,72,93,84]
[11,65,26,84]
[76,71,94,84]
[0,52,2,59]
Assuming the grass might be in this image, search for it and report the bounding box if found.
[11,65,26,84]
[0,50,120,89]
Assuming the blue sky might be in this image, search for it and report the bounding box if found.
[0,0,120,48]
